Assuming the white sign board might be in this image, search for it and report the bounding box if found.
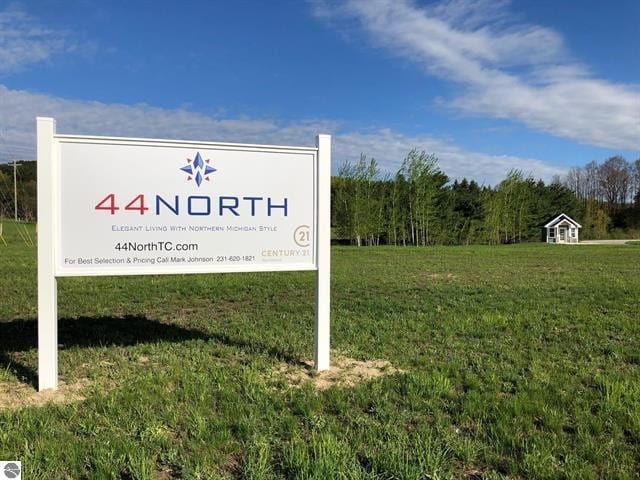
[36,118,331,391]
[57,139,317,276]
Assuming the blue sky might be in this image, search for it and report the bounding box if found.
[0,0,638,184]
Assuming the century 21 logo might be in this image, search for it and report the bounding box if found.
[94,152,289,217]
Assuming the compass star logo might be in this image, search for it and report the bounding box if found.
[180,152,216,187]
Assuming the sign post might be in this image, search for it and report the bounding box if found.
[36,117,331,391]
[37,117,58,391]
[314,134,331,371]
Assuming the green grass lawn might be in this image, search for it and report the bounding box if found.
[1,220,639,479]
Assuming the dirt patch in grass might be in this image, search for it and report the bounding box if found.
[275,354,403,391]
[153,465,182,480]
[411,272,457,282]
[428,272,456,280]
[0,378,90,411]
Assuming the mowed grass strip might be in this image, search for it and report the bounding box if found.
[1,220,639,479]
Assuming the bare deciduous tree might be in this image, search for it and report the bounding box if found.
[598,156,632,211]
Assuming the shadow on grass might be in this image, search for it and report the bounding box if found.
[0,315,305,388]
[0,315,209,388]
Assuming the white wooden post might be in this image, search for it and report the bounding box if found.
[314,134,331,371]
[37,117,58,391]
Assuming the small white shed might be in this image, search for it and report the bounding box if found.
[543,213,581,244]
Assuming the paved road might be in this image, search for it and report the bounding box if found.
[579,239,639,245]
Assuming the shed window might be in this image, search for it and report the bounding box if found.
[571,228,576,237]
[548,228,555,237]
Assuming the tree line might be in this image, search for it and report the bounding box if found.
[332,151,640,245]
[2,155,640,244]
[0,161,36,221]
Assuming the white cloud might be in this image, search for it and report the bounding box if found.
[0,4,85,74]
[312,0,640,151]
[0,85,565,185]
[336,129,565,184]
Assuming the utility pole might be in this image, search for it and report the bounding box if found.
[13,159,20,221]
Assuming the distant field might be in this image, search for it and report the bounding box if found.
[1,219,639,479]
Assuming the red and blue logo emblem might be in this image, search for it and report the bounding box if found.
[180,152,216,187]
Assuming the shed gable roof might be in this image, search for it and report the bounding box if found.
[544,213,582,229]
